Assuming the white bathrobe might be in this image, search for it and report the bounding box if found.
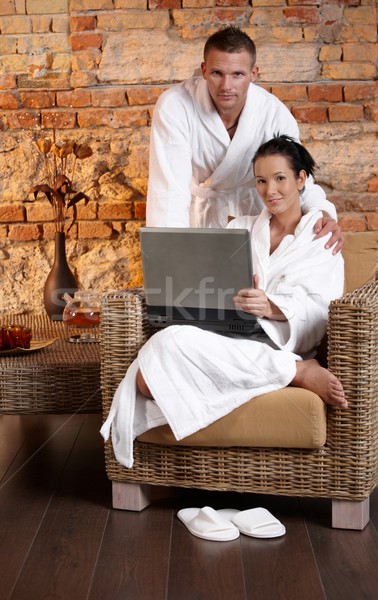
[101,209,344,468]
[146,77,336,228]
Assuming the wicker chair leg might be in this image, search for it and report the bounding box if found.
[112,481,152,511]
[332,498,370,530]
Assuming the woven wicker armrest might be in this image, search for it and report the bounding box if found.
[100,287,153,418]
[326,278,378,488]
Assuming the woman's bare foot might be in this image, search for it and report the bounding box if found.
[136,369,154,399]
[291,359,348,409]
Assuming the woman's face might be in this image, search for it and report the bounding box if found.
[254,154,306,217]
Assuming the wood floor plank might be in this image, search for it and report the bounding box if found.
[166,488,253,600]
[302,496,378,600]
[9,415,110,600]
[89,506,173,600]
[369,488,378,531]
[1,415,378,600]
[168,516,245,600]
[0,415,37,481]
[240,495,325,600]
[0,414,85,600]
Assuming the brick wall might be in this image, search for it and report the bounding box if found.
[0,0,377,313]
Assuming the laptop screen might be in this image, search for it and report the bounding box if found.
[140,227,257,334]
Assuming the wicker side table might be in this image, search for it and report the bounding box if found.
[0,314,101,414]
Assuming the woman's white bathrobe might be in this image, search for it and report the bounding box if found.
[101,209,345,468]
[146,77,337,228]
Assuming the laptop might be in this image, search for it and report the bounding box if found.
[140,227,258,334]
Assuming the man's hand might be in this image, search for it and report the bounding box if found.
[314,216,344,255]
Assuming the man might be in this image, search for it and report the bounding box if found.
[146,26,343,252]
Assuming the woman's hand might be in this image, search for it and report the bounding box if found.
[233,275,287,321]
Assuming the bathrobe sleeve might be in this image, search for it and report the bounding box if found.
[146,88,194,227]
[257,212,344,356]
[229,211,344,357]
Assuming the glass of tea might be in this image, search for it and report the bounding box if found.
[62,291,101,343]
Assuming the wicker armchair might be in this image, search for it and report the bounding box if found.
[100,232,378,530]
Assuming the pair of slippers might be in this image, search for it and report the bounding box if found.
[177,506,285,542]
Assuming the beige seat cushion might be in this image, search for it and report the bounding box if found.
[138,387,327,449]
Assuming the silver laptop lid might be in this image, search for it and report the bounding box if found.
[140,227,252,312]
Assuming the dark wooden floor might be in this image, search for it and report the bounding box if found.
[1,413,378,600]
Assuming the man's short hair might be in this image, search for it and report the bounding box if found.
[204,26,256,66]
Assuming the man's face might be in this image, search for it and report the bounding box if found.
[201,49,259,116]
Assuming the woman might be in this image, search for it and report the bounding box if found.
[102,136,346,468]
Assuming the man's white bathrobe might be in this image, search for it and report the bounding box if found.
[147,76,336,228]
[101,209,344,468]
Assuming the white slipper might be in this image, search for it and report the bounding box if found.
[177,506,240,542]
[217,507,286,539]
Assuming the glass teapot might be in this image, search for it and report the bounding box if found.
[63,290,100,343]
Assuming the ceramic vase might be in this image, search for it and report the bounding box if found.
[44,231,78,321]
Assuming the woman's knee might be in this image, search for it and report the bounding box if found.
[137,369,153,398]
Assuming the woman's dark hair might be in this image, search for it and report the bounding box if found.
[204,27,256,66]
[253,135,316,178]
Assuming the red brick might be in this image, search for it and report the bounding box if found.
[0,0,15,15]
[308,84,342,102]
[25,203,54,223]
[78,221,113,239]
[92,88,126,108]
[0,92,19,110]
[284,7,319,24]
[77,108,110,127]
[6,111,40,129]
[211,8,248,22]
[41,111,77,129]
[149,0,181,7]
[75,203,97,220]
[366,212,378,231]
[367,176,378,193]
[326,193,347,212]
[98,203,133,220]
[56,89,92,108]
[328,104,364,122]
[365,103,378,122]
[70,16,96,32]
[339,214,366,232]
[346,196,378,212]
[69,33,103,51]
[343,83,376,102]
[316,0,358,5]
[215,0,249,6]
[8,224,42,241]
[126,86,168,106]
[70,71,97,88]
[287,0,319,4]
[0,74,16,90]
[0,204,25,223]
[271,84,307,102]
[110,108,149,128]
[20,91,55,109]
[291,105,327,123]
[134,201,146,220]
[43,223,77,240]
[70,0,113,7]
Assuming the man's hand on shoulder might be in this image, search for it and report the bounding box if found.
[314,215,344,255]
